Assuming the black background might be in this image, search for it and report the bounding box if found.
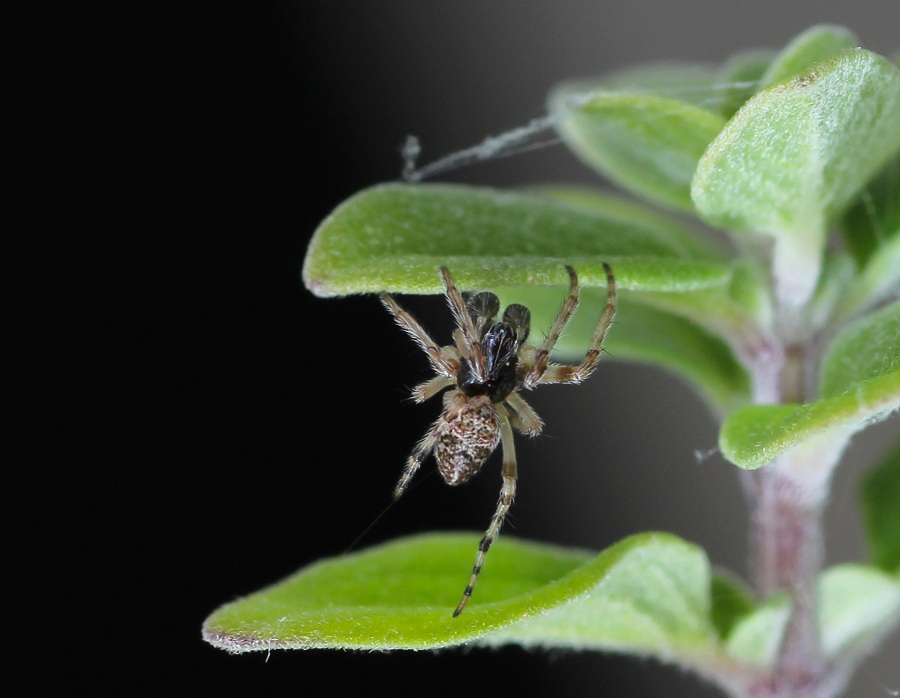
[9,3,898,696]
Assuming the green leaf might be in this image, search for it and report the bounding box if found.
[549,82,726,212]
[692,49,900,307]
[532,184,724,261]
[719,301,900,469]
[721,302,900,467]
[821,300,900,398]
[498,286,750,415]
[759,24,858,89]
[819,565,900,657]
[303,183,731,297]
[841,155,900,267]
[794,253,856,338]
[709,572,756,640]
[719,370,900,471]
[724,592,790,666]
[598,62,721,107]
[626,259,776,357]
[838,155,900,318]
[860,442,900,574]
[203,532,722,663]
[715,48,775,119]
[725,564,900,666]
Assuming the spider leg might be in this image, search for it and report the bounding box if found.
[453,406,517,617]
[392,409,448,500]
[440,267,487,381]
[411,375,454,403]
[452,328,469,360]
[527,263,617,386]
[505,392,543,436]
[380,293,458,378]
[524,265,580,388]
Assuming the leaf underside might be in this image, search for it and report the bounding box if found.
[203,532,719,657]
[302,183,730,297]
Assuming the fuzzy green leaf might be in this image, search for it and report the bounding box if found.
[203,532,721,661]
[692,49,900,307]
[302,184,731,297]
[860,442,900,574]
[726,564,900,666]
[759,24,858,89]
[719,372,900,470]
[720,303,900,467]
[821,300,900,398]
[549,83,726,212]
[532,184,724,261]
[719,394,900,470]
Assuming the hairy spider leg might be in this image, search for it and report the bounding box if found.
[392,407,449,500]
[440,266,487,381]
[504,391,543,436]
[411,375,455,403]
[523,265,580,388]
[453,404,517,617]
[380,293,458,378]
[525,263,616,387]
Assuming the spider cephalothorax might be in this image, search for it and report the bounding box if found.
[380,263,616,616]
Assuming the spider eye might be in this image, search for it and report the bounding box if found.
[466,292,500,325]
[502,303,531,343]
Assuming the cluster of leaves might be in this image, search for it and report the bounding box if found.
[205,24,899,690]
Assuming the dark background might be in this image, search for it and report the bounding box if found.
[9,2,898,696]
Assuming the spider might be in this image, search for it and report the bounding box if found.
[379,263,616,617]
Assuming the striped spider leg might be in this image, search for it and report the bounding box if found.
[379,263,616,616]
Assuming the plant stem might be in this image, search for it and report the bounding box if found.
[741,341,842,698]
[747,466,826,696]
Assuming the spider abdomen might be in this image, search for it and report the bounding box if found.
[435,395,500,485]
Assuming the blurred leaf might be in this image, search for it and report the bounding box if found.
[693,50,900,306]
[760,24,858,88]
[550,83,726,212]
[631,260,775,355]
[714,49,774,119]
[860,442,900,574]
[715,49,774,119]
[203,532,722,662]
[501,285,749,415]
[598,62,721,108]
[533,184,724,260]
[725,565,900,666]
[302,183,731,297]
[709,572,756,640]
[799,253,856,337]
[820,300,900,398]
[724,592,790,666]
[819,565,900,658]
[838,155,900,318]
[841,154,900,265]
